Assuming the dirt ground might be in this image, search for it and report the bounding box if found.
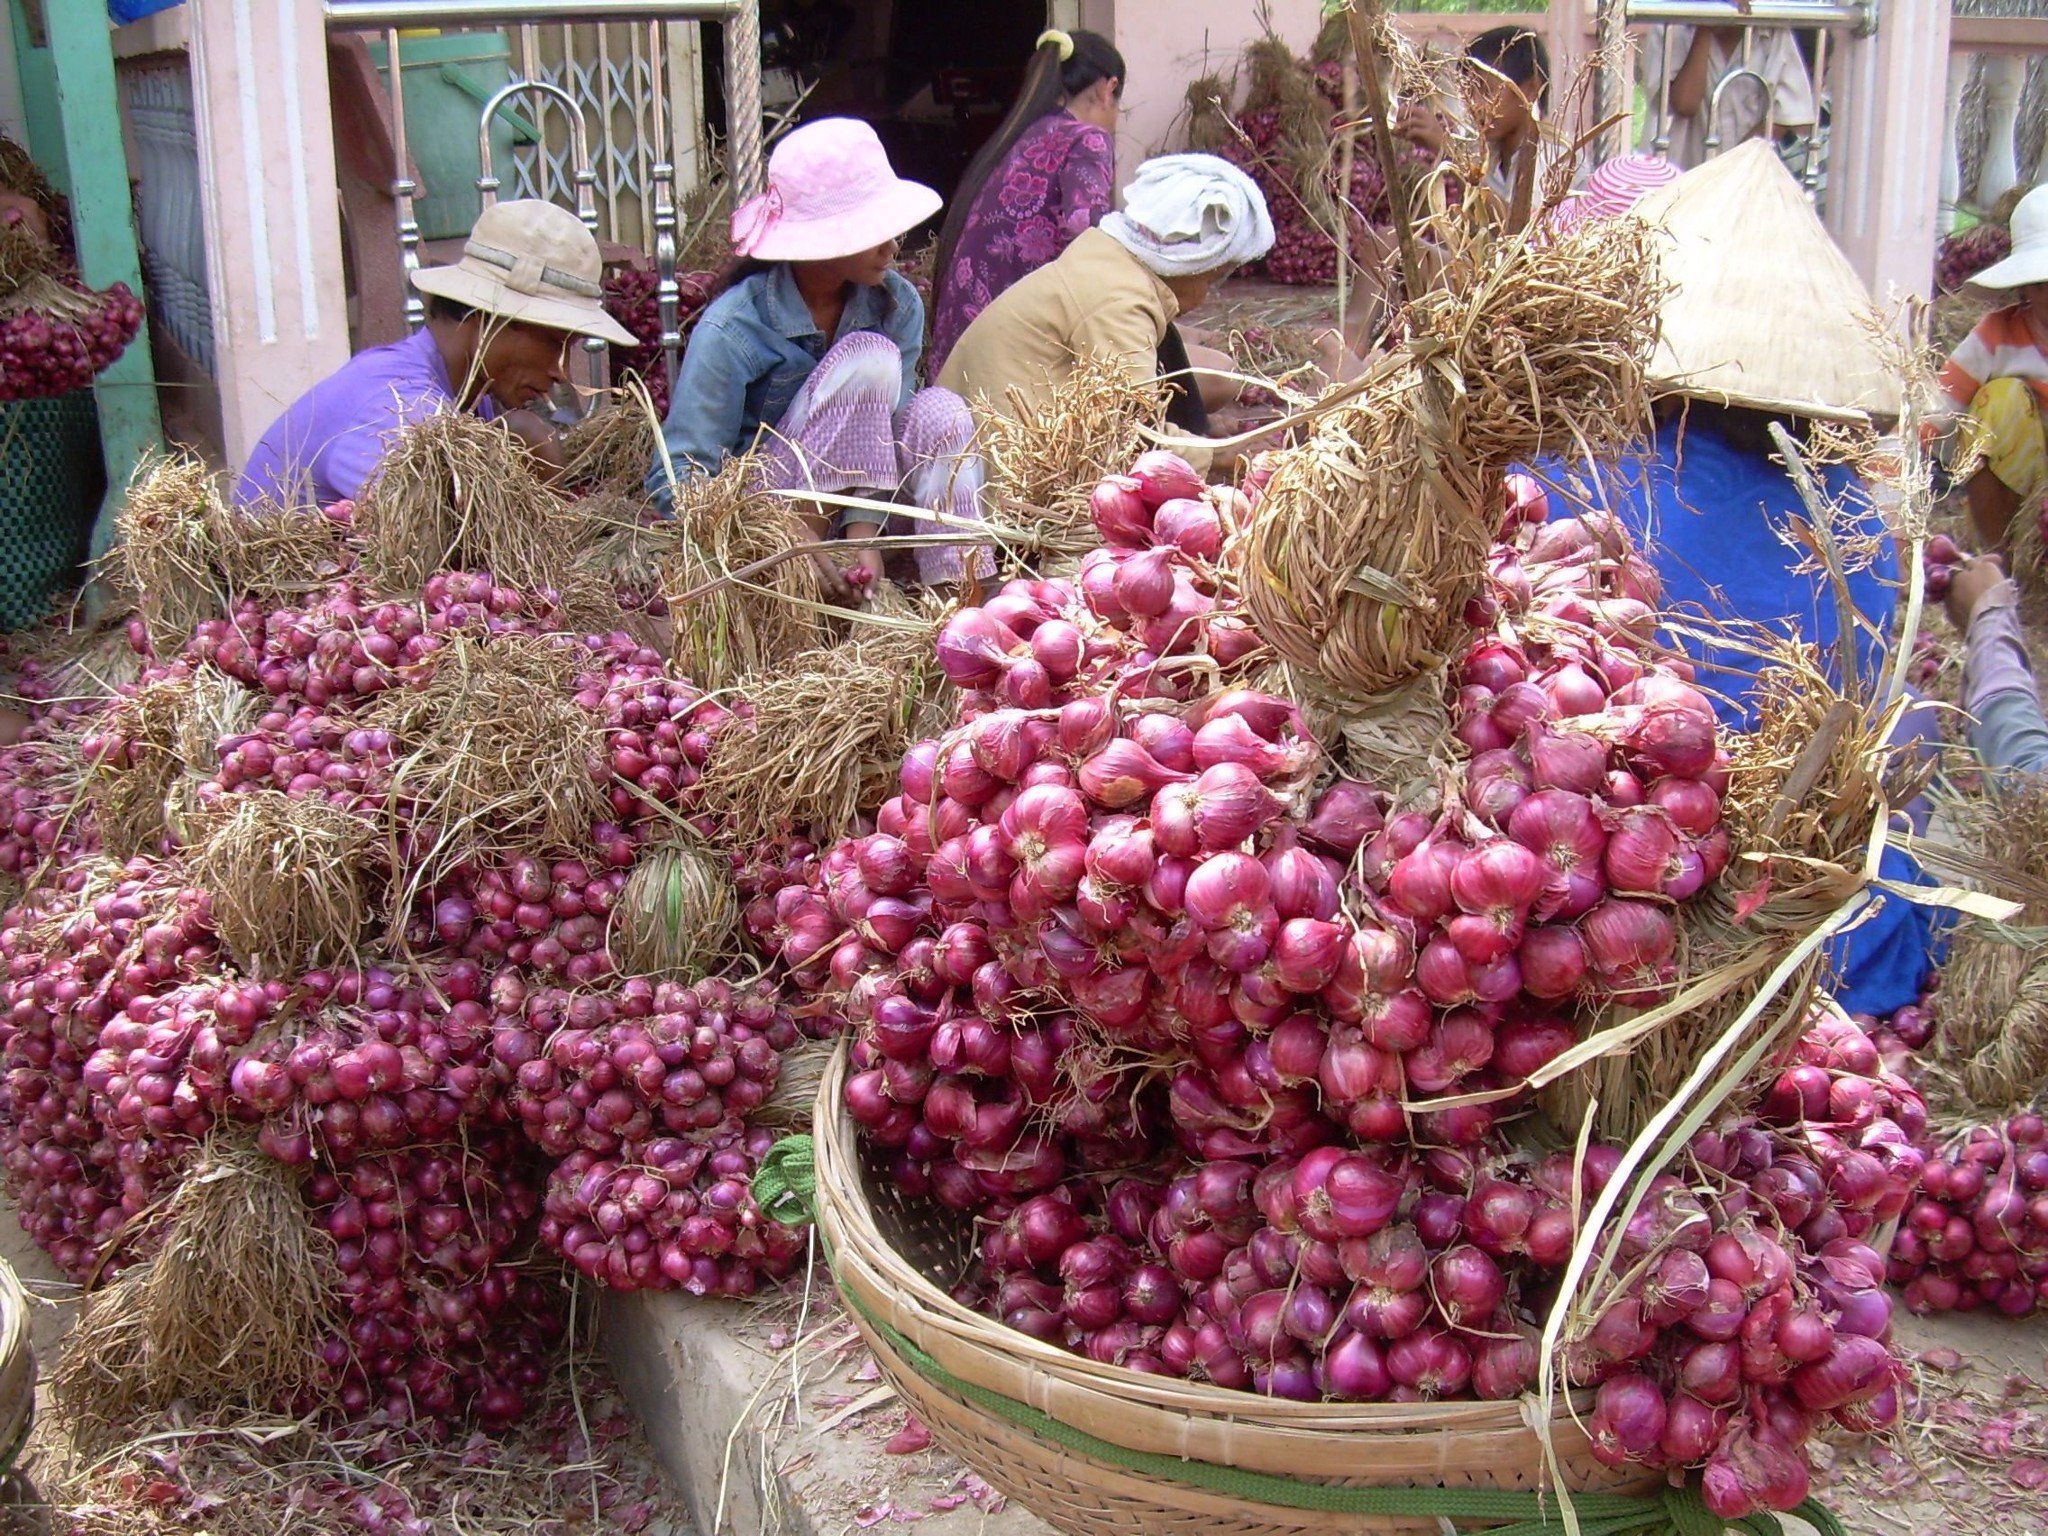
[3,1191,2043,1536]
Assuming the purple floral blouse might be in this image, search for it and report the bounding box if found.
[928,110,1116,376]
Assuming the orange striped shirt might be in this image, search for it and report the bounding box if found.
[1940,304,2048,414]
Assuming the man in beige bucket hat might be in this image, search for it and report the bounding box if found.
[237,199,634,510]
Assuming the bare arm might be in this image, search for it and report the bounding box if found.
[1666,30,1723,118]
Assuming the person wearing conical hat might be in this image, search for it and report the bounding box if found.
[1531,141,1934,1019]
[1936,183,2048,555]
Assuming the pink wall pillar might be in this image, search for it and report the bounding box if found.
[1827,0,1950,308]
[188,0,352,465]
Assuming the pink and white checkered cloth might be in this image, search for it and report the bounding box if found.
[759,331,987,583]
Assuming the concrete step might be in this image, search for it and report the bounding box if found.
[601,1287,1054,1536]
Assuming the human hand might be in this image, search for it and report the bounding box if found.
[1946,553,2010,631]
[1393,101,1447,158]
[810,550,860,605]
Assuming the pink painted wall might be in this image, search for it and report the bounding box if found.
[1096,2,1591,190]
[1100,0,1327,186]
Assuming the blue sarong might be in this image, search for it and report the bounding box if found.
[1530,415,1938,1017]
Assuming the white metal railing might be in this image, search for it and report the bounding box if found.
[118,58,213,373]
[1624,0,1870,211]
[325,0,761,392]
[1942,18,2048,226]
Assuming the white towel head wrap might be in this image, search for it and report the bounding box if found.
[1101,154,1276,279]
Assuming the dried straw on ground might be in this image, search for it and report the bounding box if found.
[1925,777,2048,1111]
[699,610,947,846]
[1240,196,1661,705]
[979,355,1167,565]
[185,790,378,974]
[25,1347,672,1536]
[607,842,740,981]
[657,456,827,690]
[372,632,604,887]
[353,412,599,602]
[50,1136,336,1444]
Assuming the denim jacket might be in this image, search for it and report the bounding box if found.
[647,263,924,504]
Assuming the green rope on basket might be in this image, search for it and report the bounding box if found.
[752,1134,818,1227]
[838,1283,1843,1536]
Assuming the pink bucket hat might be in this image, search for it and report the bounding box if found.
[730,118,941,263]
[1551,152,1680,234]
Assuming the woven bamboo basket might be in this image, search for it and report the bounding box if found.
[0,1252,33,1476]
[810,1045,1661,1536]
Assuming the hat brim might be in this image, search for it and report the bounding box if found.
[740,182,942,263]
[1967,246,2048,293]
[411,264,640,349]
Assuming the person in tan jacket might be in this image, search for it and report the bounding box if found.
[937,154,1274,476]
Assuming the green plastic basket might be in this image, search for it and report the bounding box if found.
[0,391,104,631]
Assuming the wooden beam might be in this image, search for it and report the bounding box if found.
[41,0,161,538]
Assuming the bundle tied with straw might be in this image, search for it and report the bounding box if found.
[353,412,606,614]
[370,631,605,891]
[83,666,262,858]
[657,454,827,691]
[82,671,198,860]
[185,789,379,975]
[698,603,949,847]
[0,215,66,308]
[607,841,740,981]
[979,353,1168,568]
[109,455,346,641]
[1238,164,1661,713]
[1923,775,2048,1112]
[108,452,232,658]
[559,386,663,494]
[50,1134,338,1446]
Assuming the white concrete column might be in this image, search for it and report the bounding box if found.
[187,0,351,465]
[1828,0,1951,308]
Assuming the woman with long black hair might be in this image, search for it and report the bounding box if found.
[926,28,1124,377]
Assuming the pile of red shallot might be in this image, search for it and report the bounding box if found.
[0,522,810,1432]
[0,280,144,402]
[768,449,1912,1517]
[1886,1111,2048,1319]
[1207,56,1430,286]
[599,265,715,419]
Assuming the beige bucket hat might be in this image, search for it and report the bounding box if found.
[411,199,637,348]
[1632,140,1899,425]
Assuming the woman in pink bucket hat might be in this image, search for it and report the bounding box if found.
[651,117,985,594]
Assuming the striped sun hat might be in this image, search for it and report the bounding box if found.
[1550,152,1681,234]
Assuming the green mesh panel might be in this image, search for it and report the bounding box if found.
[0,391,104,631]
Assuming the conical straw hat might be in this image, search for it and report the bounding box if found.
[1630,140,1899,425]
